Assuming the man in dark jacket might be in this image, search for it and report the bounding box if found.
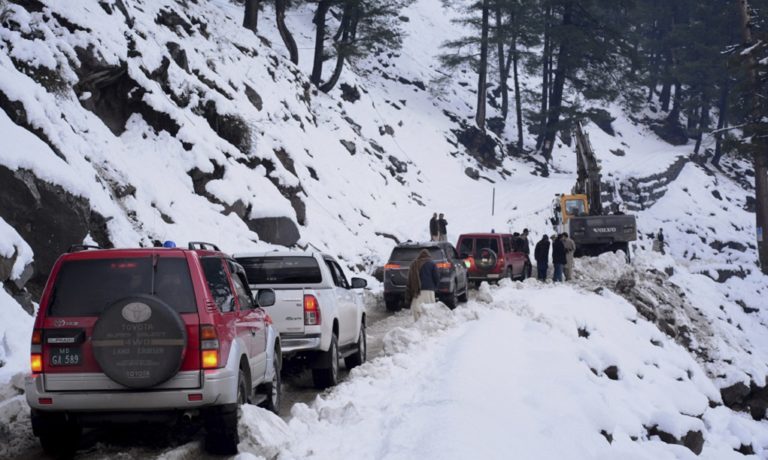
[406,249,440,320]
[534,235,550,281]
[429,213,438,241]
[521,229,531,256]
[438,213,448,242]
[552,234,566,282]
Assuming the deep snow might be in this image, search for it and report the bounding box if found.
[1,0,767,458]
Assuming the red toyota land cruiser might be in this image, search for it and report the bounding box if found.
[25,242,281,456]
[457,233,532,284]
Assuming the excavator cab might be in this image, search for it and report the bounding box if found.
[553,194,589,226]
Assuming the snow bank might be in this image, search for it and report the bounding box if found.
[233,282,768,459]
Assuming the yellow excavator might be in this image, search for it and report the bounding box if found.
[552,122,638,259]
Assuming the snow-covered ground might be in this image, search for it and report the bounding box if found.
[1,0,768,457]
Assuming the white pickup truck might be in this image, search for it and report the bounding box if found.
[234,251,367,388]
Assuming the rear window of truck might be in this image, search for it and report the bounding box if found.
[237,256,322,284]
[389,247,444,262]
[47,257,197,316]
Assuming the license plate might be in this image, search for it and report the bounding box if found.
[49,347,82,367]
[487,274,500,279]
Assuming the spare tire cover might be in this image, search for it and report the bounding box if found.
[92,294,187,389]
[474,248,498,272]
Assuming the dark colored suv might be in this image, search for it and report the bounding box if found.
[457,233,531,284]
[25,242,281,456]
[383,241,469,311]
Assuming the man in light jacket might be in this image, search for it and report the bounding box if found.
[563,232,576,281]
[406,249,440,320]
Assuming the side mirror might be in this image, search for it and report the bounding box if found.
[255,289,276,307]
[350,277,367,289]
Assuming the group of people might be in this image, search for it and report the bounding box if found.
[534,232,576,282]
[429,213,448,242]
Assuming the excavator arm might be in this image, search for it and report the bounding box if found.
[572,122,603,216]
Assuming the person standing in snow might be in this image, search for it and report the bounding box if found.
[438,213,448,242]
[534,235,550,281]
[521,229,531,256]
[406,249,440,320]
[657,228,665,255]
[552,234,566,282]
[429,213,439,241]
[563,232,576,281]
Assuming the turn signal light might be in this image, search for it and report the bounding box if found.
[202,350,219,369]
[31,354,43,373]
[384,264,401,270]
[31,329,42,345]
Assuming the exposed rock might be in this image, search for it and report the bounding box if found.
[603,365,619,381]
[246,217,300,247]
[721,382,751,410]
[193,100,251,154]
[244,84,263,111]
[340,140,357,155]
[0,166,112,298]
[465,167,480,180]
[388,156,407,175]
[379,125,394,136]
[340,83,361,103]
[646,425,704,455]
[166,42,189,72]
[651,119,688,146]
[578,327,590,338]
[453,126,500,168]
[586,108,615,136]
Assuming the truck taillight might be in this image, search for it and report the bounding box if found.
[304,294,321,326]
[200,325,219,369]
[31,329,42,373]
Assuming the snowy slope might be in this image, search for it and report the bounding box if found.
[0,0,767,457]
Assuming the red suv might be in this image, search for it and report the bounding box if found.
[457,233,531,284]
[24,242,282,456]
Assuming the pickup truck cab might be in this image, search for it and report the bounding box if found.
[235,251,367,389]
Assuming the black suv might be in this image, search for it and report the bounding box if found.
[383,241,469,311]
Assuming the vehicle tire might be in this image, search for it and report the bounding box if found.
[505,267,514,281]
[457,278,469,303]
[385,297,402,312]
[526,263,533,279]
[34,411,81,458]
[345,321,367,369]
[259,354,282,415]
[312,334,339,389]
[204,370,246,455]
[442,287,457,310]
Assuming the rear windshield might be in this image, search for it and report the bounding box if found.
[237,256,322,285]
[459,238,500,257]
[47,257,197,316]
[389,247,444,262]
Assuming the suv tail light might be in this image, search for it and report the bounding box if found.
[436,262,452,270]
[200,325,220,369]
[30,329,43,373]
[384,263,401,270]
[304,294,321,326]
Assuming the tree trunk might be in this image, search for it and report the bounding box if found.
[243,0,260,34]
[475,0,490,131]
[542,1,573,161]
[320,2,354,93]
[668,80,682,121]
[694,101,709,155]
[275,0,299,64]
[512,39,523,151]
[737,0,768,274]
[311,0,332,87]
[536,4,552,150]
[712,81,729,166]
[494,4,508,121]
[659,51,672,111]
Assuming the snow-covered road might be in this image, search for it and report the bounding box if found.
[4,258,768,459]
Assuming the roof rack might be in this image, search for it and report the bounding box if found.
[188,242,221,251]
[68,244,102,253]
